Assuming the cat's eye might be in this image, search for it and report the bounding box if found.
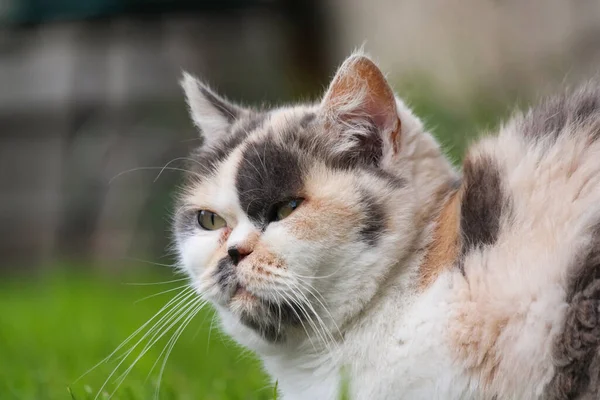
[274,199,304,221]
[197,210,226,230]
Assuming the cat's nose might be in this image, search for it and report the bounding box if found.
[228,246,252,265]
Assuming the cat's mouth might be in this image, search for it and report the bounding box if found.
[232,284,256,301]
[225,283,308,343]
[211,260,309,342]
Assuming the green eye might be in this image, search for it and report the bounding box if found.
[275,199,304,221]
[197,210,226,230]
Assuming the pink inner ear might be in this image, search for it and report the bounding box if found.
[322,56,400,141]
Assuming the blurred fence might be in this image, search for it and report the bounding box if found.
[0,1,330,268]
[2,0,600,270]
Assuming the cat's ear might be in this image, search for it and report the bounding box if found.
[181,72,244,147]
[321,54,401,162]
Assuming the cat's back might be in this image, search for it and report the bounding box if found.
[450,84,600,399]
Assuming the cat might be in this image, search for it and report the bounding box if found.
[173,51,600,399]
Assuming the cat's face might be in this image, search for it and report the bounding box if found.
[174,54,421,347]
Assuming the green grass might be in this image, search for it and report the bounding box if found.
[0,269,271,400]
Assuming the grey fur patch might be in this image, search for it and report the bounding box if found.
[299,112,316,128]
[214,257,308,343]
[279,121,405,189]
[544,224,600,399]
[522,84,600,144]
[368,167,407,189]
[459,155,509,264]
[186,113,265,177]
[328,122,384,169]
[359,190,386,246]
[235,138,304,226]
[239,298,308,343]
[215,257,236,290]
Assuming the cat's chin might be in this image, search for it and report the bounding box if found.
[219,284,306,344]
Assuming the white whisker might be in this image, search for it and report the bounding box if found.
[123,277,188,286]
[93,289,197,399]
[109,166,202,185]
[105,295,201,399]
[73,287,192,385]
[153,157,205,183]
[154,300,207,399]
[134,284,190,303]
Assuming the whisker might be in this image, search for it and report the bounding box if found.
[123,277,188,286]
[93,290,197,399]
[291,265,345,280]
[73,287,192,385]
[147,298,206,379]
[279,282,328,350]
[290,280,340,349]
[154,301,206,399]
[272,286,317,352]
[134,284,190,303]
[153,157,204,183]
[105,295,201,399]
[288,274,328,304]
[109,166,202,185]
[285,280,337,354]
[120,257,181,269]
[207,313,218,353]
[297,284,342,343]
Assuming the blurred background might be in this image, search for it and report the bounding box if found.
[1,0,600,399]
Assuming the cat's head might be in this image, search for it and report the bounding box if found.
[173,53,449,349]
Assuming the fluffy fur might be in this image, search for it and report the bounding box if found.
[173,52,600,399]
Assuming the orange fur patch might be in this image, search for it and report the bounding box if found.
[450,299,508,389]
[391,117,402,154]
[323,56,399,142]
[418,190,461,290]
[288,198,358,242]
[248,242,286,271]
[237,230,259,255]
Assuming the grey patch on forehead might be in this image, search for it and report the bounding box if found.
[459,154,510,270]
[521,84,600,144]
[186,113,266,177]
[235,138,304,226]
[544,223,600,399]
[359,189,386,246]
[280,117,406,189]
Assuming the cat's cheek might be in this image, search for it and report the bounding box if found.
[178,233,220,278]
[261,223,314,273]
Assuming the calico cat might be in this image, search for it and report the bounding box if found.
[173,52,600,399]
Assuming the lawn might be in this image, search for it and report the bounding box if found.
[0,267,272,400]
